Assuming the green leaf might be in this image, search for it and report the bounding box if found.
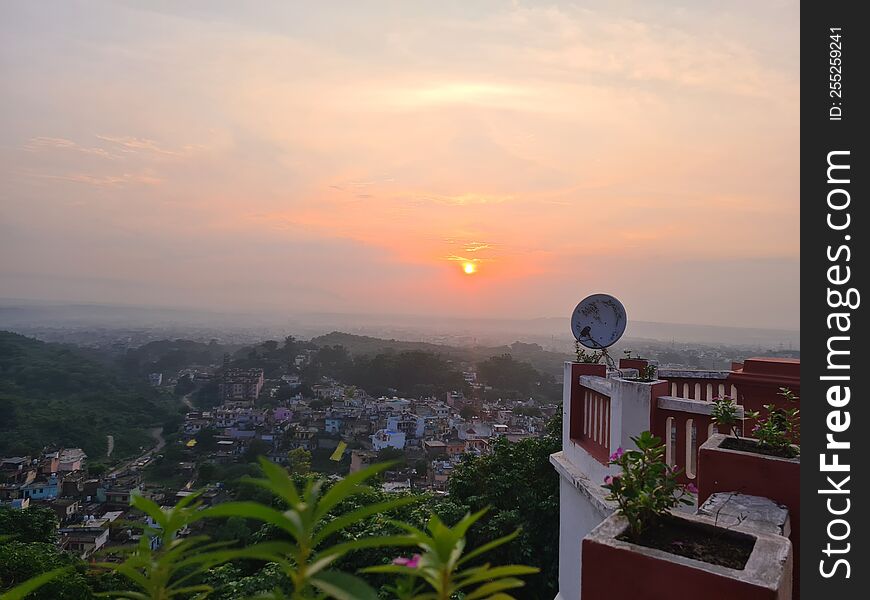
[310,570,380,600]
[464,578,526,600]
[0,567,70,600]
[198,502,303,539]
[457,530,520,566]
[256,457,301,505]
[315,462,396,519]
[315,534,417,561]
[457,565,539,587]
[312,496,421,545]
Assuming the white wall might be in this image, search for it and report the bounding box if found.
[554,363,665,599]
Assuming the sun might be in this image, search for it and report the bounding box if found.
[462,262,477,275]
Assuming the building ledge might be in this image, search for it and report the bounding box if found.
[658,369,731,380]
[577,375,612,396]
[657,395,745,417]
[550,451,615,516]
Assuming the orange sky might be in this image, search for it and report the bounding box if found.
[0,1,800,329]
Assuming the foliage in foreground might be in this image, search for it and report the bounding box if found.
[1,460,538,600]
[602,431,695,539]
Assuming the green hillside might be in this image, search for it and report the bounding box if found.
[310,331,570,377]
[0,331,180,458]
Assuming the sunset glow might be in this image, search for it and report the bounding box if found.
[0,1,799,328]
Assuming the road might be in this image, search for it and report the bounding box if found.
[106,435,114,457]
[107,426,165,478]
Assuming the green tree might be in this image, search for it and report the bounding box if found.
[447,413,562,600]
[476,354,543,399]
[287,448,312,475]
[0,541,91,600]
[0,507,58,544]
[195,427,219,452]
[244,439,273,464]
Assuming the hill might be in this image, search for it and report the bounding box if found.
[0,331,180,458]
[310,332,571,378]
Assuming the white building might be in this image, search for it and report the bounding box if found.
[58,448,87,472]
[371,429,406,451]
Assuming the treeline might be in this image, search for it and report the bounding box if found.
[301,345,560,403]
[302,346,464,398]
[0,331,180,458]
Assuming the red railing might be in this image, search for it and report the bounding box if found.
[570,386,611,464]
[658,370,735,401]
[651,397,723,484]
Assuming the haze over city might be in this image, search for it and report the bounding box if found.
[0,0,799,330]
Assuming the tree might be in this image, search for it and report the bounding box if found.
[214,516,252,545]
[286,448,311,475]
[447,412,562,600]
[0,507,58,544]
[194,427,219,452]
[87,462,108,477]
[0,541,91,600]
[476,354,540,397]
[197,462,217,483]
[459,405,479,420]
[375,447,406,466]
[243,439,273,464]
[173,374,196,397]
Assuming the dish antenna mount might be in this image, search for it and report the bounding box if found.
[571,293,627,370]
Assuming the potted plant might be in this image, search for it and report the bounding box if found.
[572,340,605,377]
[619,349,650,373]
[699,388,801,598]
[710,395,743,436]
[619,361,658,383]
[581,431,793,600]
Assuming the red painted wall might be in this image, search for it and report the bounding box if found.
[698,442,800,598]
[582,536,788,600]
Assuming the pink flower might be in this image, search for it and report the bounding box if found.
[686,483,698,494]
[609,447,624,462]
[604,475,613,485]
[393,554,422,568]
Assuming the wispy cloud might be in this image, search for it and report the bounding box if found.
[24,137,114,158]
[37,172,162,187]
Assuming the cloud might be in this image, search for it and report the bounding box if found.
[24,137,113,158]
[95,135,184,156]
[37,172,162,187]
[0,0,799,327]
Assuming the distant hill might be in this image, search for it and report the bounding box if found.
[0,299,799,350]
[311,332,571,377]
[0,331,179,458]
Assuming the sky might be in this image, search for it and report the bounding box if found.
[0,1,800,330]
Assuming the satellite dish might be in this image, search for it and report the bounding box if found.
[571,294,627,349]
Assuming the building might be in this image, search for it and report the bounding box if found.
[60,516,113,558]
[386,413,424,438]
[552,358,800,599]
[219,368,265,404]
[371,429,406,451]
[21,474,60,500]
[148,372,163,386]
[349,449,377,474]
[0,457,35,484]
[58,448,87,472]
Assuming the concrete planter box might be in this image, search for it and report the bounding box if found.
[581,512,793,600]
[619,358,649,372]
[697,434,799,507]
[570,362,606,378]
[698,433,800,598]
